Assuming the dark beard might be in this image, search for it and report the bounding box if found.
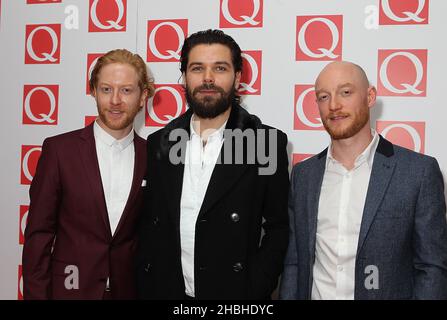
[185,83,235,119]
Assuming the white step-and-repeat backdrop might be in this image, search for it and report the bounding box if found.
[0,0,445,299]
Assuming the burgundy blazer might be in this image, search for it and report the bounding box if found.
[22,123,147,299]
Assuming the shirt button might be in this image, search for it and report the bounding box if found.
[337,265,343,271]
[230,213,240,222]
[233,262,243,272]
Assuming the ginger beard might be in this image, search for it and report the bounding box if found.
[322,97,370,140]
[97,102,142,132]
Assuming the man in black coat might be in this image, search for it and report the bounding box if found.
[137,29,289,300]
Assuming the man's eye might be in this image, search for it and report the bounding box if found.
[122,88,132,94]
[318,95,328,102]
[191,66,203,72]
[216,66,226,72]
[101,87,111,93]
[342,90,351,96]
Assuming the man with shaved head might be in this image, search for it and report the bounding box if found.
[280,61,447,300]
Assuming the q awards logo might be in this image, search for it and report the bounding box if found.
[294,85,324,131]
[239,50,262,95]
[377,121,425,154]
[379,0,429,25]
[27,0,61,3]
[147,19,188,63]
[86,53,104,94]
[146,84,186,127]
[21,145,42,185]
[377,49,427,97]
[88,0,127,32]
[292,153,315,166]
[25,24,61,64]
[18,265,23,300]
[219,0,263,28]
[85,116,97,127]
[19,205,29,245]
[296,15,343,61]
[22,85,59,125]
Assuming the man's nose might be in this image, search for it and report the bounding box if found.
[111,89,121,105]
[328,96,341,111]
[203,69,214,84]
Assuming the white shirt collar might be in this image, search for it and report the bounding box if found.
[93,120,134,150]
[189,114,227,142]
[326,129,380,170]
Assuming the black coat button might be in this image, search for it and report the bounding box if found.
[230,213,240,222]
[144,263,151,272]
[233,262,243,272]
[153,217,159,225]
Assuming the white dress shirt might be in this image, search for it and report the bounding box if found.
[180,117,226,298]
[311,130,379,300]
[94,121,134,236]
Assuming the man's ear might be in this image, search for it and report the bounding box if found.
[91,87,97,98]
[140,89,149,108]
[234,71,242,89]
[367,86,377,108]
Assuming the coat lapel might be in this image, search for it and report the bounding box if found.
[307,149,327,298]
[356,136,396,255]
[198,152,249,217]
[197,105,255,218]
[113,134,146,237]
[78,123,112,238]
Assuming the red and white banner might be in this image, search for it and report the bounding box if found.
[219,0,263,28]
[377,49,428,97]
[88,0,127,32]
[22,85,59,125]
[379,0,429,25]
[146,19,188,62]
[25,24,61,64]
[239,50,262,95]
[294,85,324,131]
[20,145,42,185]
[146,84,187,127]
[296,15,343,61]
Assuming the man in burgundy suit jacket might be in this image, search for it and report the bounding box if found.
[22,49,154,299]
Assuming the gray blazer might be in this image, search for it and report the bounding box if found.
[280,136,447,299]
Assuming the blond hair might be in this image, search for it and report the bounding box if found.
[89,49,155,97]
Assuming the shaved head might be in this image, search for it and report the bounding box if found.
[314,60,377,141]
[315,61,370,91]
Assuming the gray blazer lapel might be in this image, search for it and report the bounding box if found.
[357,136,396,255]
[307,149,327,298]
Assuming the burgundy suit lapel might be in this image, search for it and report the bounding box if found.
[78,123,112,239]
[114,133,146,237]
